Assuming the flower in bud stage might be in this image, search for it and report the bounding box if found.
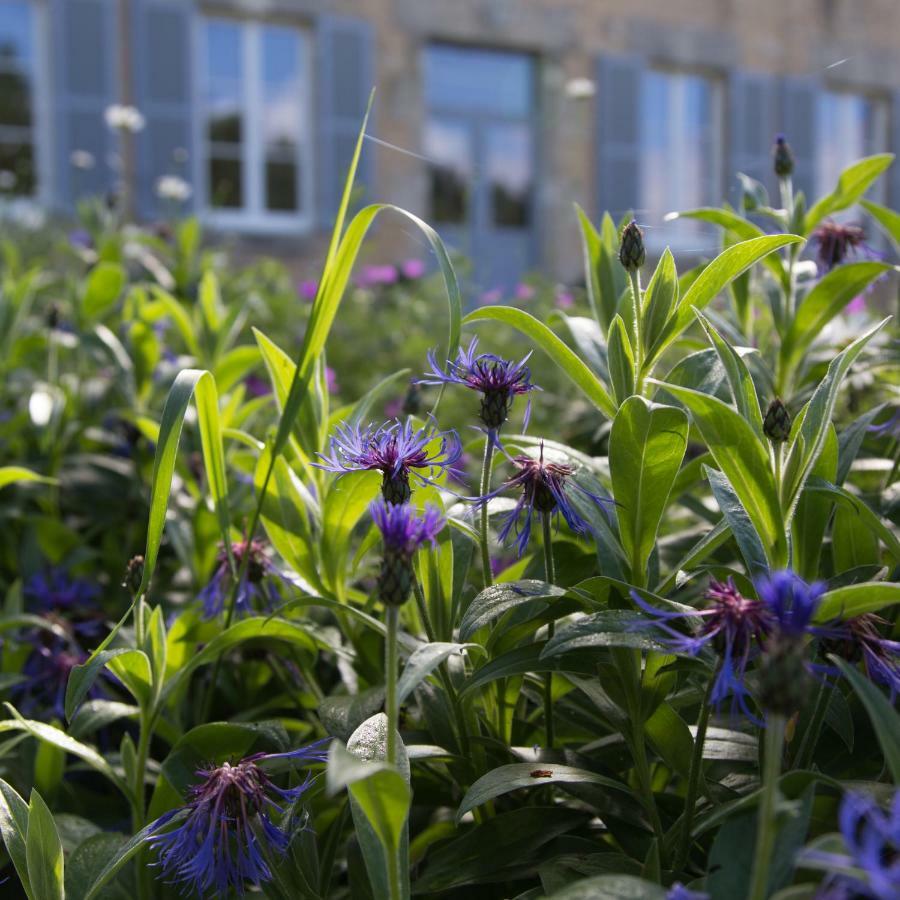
[199,538,288,618]
[773,134,794,178]
[419,337,540,434]
[618,220,646,272]
[812,220,879,273]
[144,740,330,897]
[316,418,462,504]
[478,442,612,557]
[763,398,792,443]
[123,555,144,595]
[371,500,445,606]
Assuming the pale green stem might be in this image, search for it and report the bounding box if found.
[479,435,495,587]
[628,269,644,394]
[385,605,400,768]
[541,511,556,749]
[749,715,786,900]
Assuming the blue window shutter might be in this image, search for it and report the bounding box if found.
[49,0,118,208]
[596,54,643,222]
[729,71,778,199]
[316,15,375,225]
[778,76,819,202]
[132,0,196,218]
[890,91,900,216]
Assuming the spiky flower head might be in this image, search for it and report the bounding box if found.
[618,220,646,271]
[819,613,900,698]
[371,500,445,606]
[801,790,900,899]
[763,398,792,443]
[145,740,330,897]
[316,418,462,504]
[480,442,611,557]
[419,337,540,432]
[812,220,879,273]
[773,133,794,177]
[199,538,287,619]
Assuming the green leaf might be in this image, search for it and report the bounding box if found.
[0,778,33,898]
[609,397,688,583]
[607,315,635,405]
[653,380,786,566]
[815,582,900,623]
[64,832,128,900]
[804,154,894,233]
[198,269,224,331]
[780,262,893,373]
[0,466,56,492]
[860,198,900,246]
[26,790,64,900]
[546,875,667,899]
[644,702,693,777]
[461,643,596,696]
[706,466,769,577]
[82,262,126,319]
[456,763,628,822]
[397,642,480,703]
[459,580,566,641]
[646,235,803,368]
[541,611,669,657]
[641,248,679,353]
[463,305,617,419]
[66,649,138,721]
[830,656,900,782]
[832,503,880,572]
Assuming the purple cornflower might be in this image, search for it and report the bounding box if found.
[26,569,99,614]
[400,258,426,280]
[667,884,710,900]
[819,613,900,698]
[632,578,774,717]
[756,570,824,639]
[199,538,287,619]
[802,790,899,899]
[357,264,398,288]
[515,282,536,301]
[419,337,540,433]
[478,442,611,557]
[812,220,880,273]
[325,365,339,395]
[869,407,900,442]
[371,499,445,606]
[145,740,330,897]
[555,289,575,309]
[316,418,462,504]
[244,374,272,398]
[480,288,503,305]
[298,279,318,301]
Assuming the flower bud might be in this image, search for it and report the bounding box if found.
[377,549,414,607]
[123,555,144,595]
[773,134,794,178]
[757,634,810,717]
[381,471,412,505]
[763,398,791,443]
[480,390,513,431]
[618,220,646,272]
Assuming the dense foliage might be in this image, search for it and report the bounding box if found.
[0,121,898,900]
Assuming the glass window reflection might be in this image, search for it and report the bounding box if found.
[0,1,35,196]
[424,118,471,224]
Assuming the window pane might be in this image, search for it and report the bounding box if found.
[486,125,532,227]
[262,27,299,155]
[266,159,297,211]
[208,156,242,208]
[424,118,471,224]
[0,2,33,129]
[205,20,242,144]
[0,140,35,195]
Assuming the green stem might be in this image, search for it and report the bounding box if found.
[632,723,666,858]
[412,576,435,643]
[132,710,152,900]
[628,269,644,394]
[479,436,495,587]
[793,680,831,770]
[676,671,716,869]
[541,511,556,749]
[749,715,786,900]
[385,605,400,768]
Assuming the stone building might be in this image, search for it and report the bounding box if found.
[2,0,898,291]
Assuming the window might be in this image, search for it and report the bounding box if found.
[816,90,888,204]
[0,0,42,199]
[640,69,723,248]
[200,17,312,230]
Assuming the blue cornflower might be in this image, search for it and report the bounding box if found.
[478,442,611,557]
[419,337,540,433]
[316,418,462,504]
[802,790,900,899]
[199,538,288,619]
[818,613,900,699]
[667,884,710,900]
[869,407,900,442]
[25,568,99,616]
[371,499,445,606]
[756,570,825,639]
[631,578,774,717]
[812,220,881,273]
[145,740,330,897]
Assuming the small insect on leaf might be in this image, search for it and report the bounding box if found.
[530,769,553,778]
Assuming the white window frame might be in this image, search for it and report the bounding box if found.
[194,15,313,234]
[640,66,724,254]
[0,0,52,210]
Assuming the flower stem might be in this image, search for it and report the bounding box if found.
[748,715,786,900]
[541,511,556,749]
[628,269,644,394]
[793,679,831,771]
[385,605,400,769]
[676,672,716,869]
[479,435,495,587]
[132,710,152,900]
[631,722,667,858]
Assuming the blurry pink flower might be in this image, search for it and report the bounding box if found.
[326,366,338,394]
[384,397,403,419]
[298,280,318,301]
[845,295,866,315]
[555,290,574,309]
[357,265,399,288]
[480,288,503,306]
[400,259,426,280]
[515,283,536,301]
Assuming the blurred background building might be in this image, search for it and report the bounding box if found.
[1,0,899,292]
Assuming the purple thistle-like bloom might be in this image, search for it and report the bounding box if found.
[298,279,318,301]
[479,442,611,557]
[419,337,540,433]
[145,740,330,897]
[756,570,824,639]
[199,539,287,619]
[316,418,462,504]
[357,264,399,288]
[812,220,880,273]
[632,578,774,717]
[819,613,900,698]
[400,258,426,280]
[802,790,900,900]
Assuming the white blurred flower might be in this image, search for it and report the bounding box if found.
[104,104,146,133]
[70,150,96,170]
[565,77,596,99]
[0,170,16,190]
[156,175,192,203]
[29,389,54,427]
